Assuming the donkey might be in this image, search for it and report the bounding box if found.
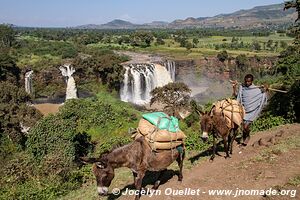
[199,109,240,161]
[81,136,185,200]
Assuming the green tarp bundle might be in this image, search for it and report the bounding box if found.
[142,112,179,133]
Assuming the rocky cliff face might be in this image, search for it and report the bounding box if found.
[174,56,277,103]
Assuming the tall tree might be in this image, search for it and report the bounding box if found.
[0,49,20,84]
[285,0,300,48]
[217,50,228,63]
[0,25,15,48]
[150,82,191,118]
[0,82,42,146]
[192,38,199,48]
[267,1,300,122]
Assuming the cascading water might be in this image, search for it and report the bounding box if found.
[25,70,33,94]
[165,60,176,81]
[120,63,173,105]
[59,64,78,100]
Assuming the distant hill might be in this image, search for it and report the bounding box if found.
[76,19,136,29]
[102,19,135,28]
[74,3,297,29]
[168,3,296,29]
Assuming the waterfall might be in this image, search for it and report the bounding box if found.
[165,60,176,81]
[25,70,33,94]
[120,63,173,105]
[59,64,78,100]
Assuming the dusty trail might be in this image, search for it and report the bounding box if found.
[119,124,300,200]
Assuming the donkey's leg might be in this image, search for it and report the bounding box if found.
[132,171,137,186]
[135,170,146,200]
[176,149,185,181]
[230,128,238,154]
[223,137,230,159]
[228,130,233,155]
[210,136,216,161]
[152,169,166,190]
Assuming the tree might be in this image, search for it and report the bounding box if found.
[0,25,15,48]
[266,39,273,49]
[266,1,300,122]
[192,38,199,48]
[72,51,125,90]
[178,37,188,47]
[231,36,238,43]
[0,82,42,146]
[252,40,261,51]
[156,37,165,45]
[131,31,154,47]
[185,41,193,51]
[0,49,20,84]
[280,41,288,49]
[217,50,228,63]
[150,82,191,118]
[26,113,91,175]
[235,54,248,71]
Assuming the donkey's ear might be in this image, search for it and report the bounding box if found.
[79,157,100,164]
[197,110,205,116]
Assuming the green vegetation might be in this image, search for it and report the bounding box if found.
[0,91,141,200]
[0,1,299,199]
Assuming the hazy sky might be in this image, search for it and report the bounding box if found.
[0,0,285,27]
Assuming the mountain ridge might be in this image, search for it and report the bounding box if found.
[75,3,296,29]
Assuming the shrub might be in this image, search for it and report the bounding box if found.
[26,114,92,169]
[217,50,228,63]
[251,114,289,132]
[0,82,42,147]
[59,97,139,134]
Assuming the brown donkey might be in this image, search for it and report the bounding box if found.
[81,136,185,200]
[200,109,240,161]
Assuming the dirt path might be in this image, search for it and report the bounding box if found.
[119,124,300,200]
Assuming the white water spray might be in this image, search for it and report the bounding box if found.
[25,70,33,94]
[59,64,78,100]
[120,62,174,105]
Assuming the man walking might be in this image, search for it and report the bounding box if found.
[232,74,268,146]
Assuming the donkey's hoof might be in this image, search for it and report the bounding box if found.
[152,185,159,190]
[178,176,183,182]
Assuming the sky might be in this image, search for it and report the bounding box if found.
[0,0,285,27]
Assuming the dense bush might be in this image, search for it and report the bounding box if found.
[17,38,78,59]
[251,114,290,132]
[0,108,92,200]
[72,50,125,90]
[59,96,139,134]
[0,82,42,147]
[0,49,20,84]
[26,114,89,166]
[267,80,300,122]
[0,151,85,200]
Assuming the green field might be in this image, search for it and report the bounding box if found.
[88,33,294,59]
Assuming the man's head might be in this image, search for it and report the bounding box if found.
[244,74,253,87]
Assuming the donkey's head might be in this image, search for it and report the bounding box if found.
[80,153,114,196]
[199,110,213,142]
